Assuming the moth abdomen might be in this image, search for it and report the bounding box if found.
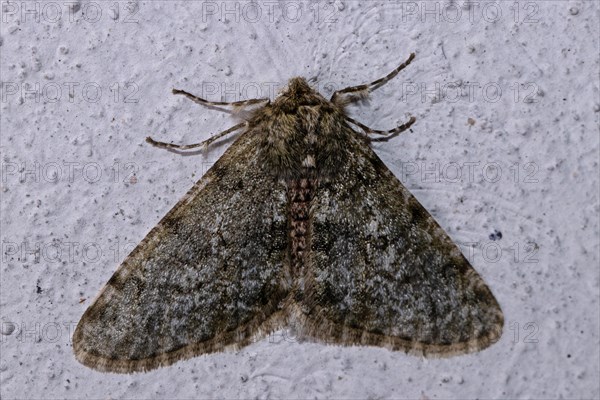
[288,177,316,279]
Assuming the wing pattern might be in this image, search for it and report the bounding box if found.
[73,130,290,373]
[296,130,503,356]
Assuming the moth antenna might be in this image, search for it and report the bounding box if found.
[146,122,247,151]
[345,115,416,141]
[172,88,270,110]
[331,52,416,106]
[335,89,371,107]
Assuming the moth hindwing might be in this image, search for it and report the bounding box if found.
[74,53,503,373]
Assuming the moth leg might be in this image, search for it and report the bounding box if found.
[331,53,416,106]
[172,89,270,108]
[346,115,416,142]
[146,122,247,150]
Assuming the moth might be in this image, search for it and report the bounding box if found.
[73,53,503,373]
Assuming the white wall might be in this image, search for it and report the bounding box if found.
[1,1,598,398]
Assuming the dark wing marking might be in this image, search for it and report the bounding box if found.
[73,130,289,373]
[298,130,503,356]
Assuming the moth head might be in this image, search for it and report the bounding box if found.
[285,77,313,95]
[271,77,330,114]
[275,77,318,101]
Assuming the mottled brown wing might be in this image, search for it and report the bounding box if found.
[298,132,503,356]
[73,130,289,373]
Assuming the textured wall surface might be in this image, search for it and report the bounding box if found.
[1,1,599,398]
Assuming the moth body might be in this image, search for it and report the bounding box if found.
[73,55,504,374]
